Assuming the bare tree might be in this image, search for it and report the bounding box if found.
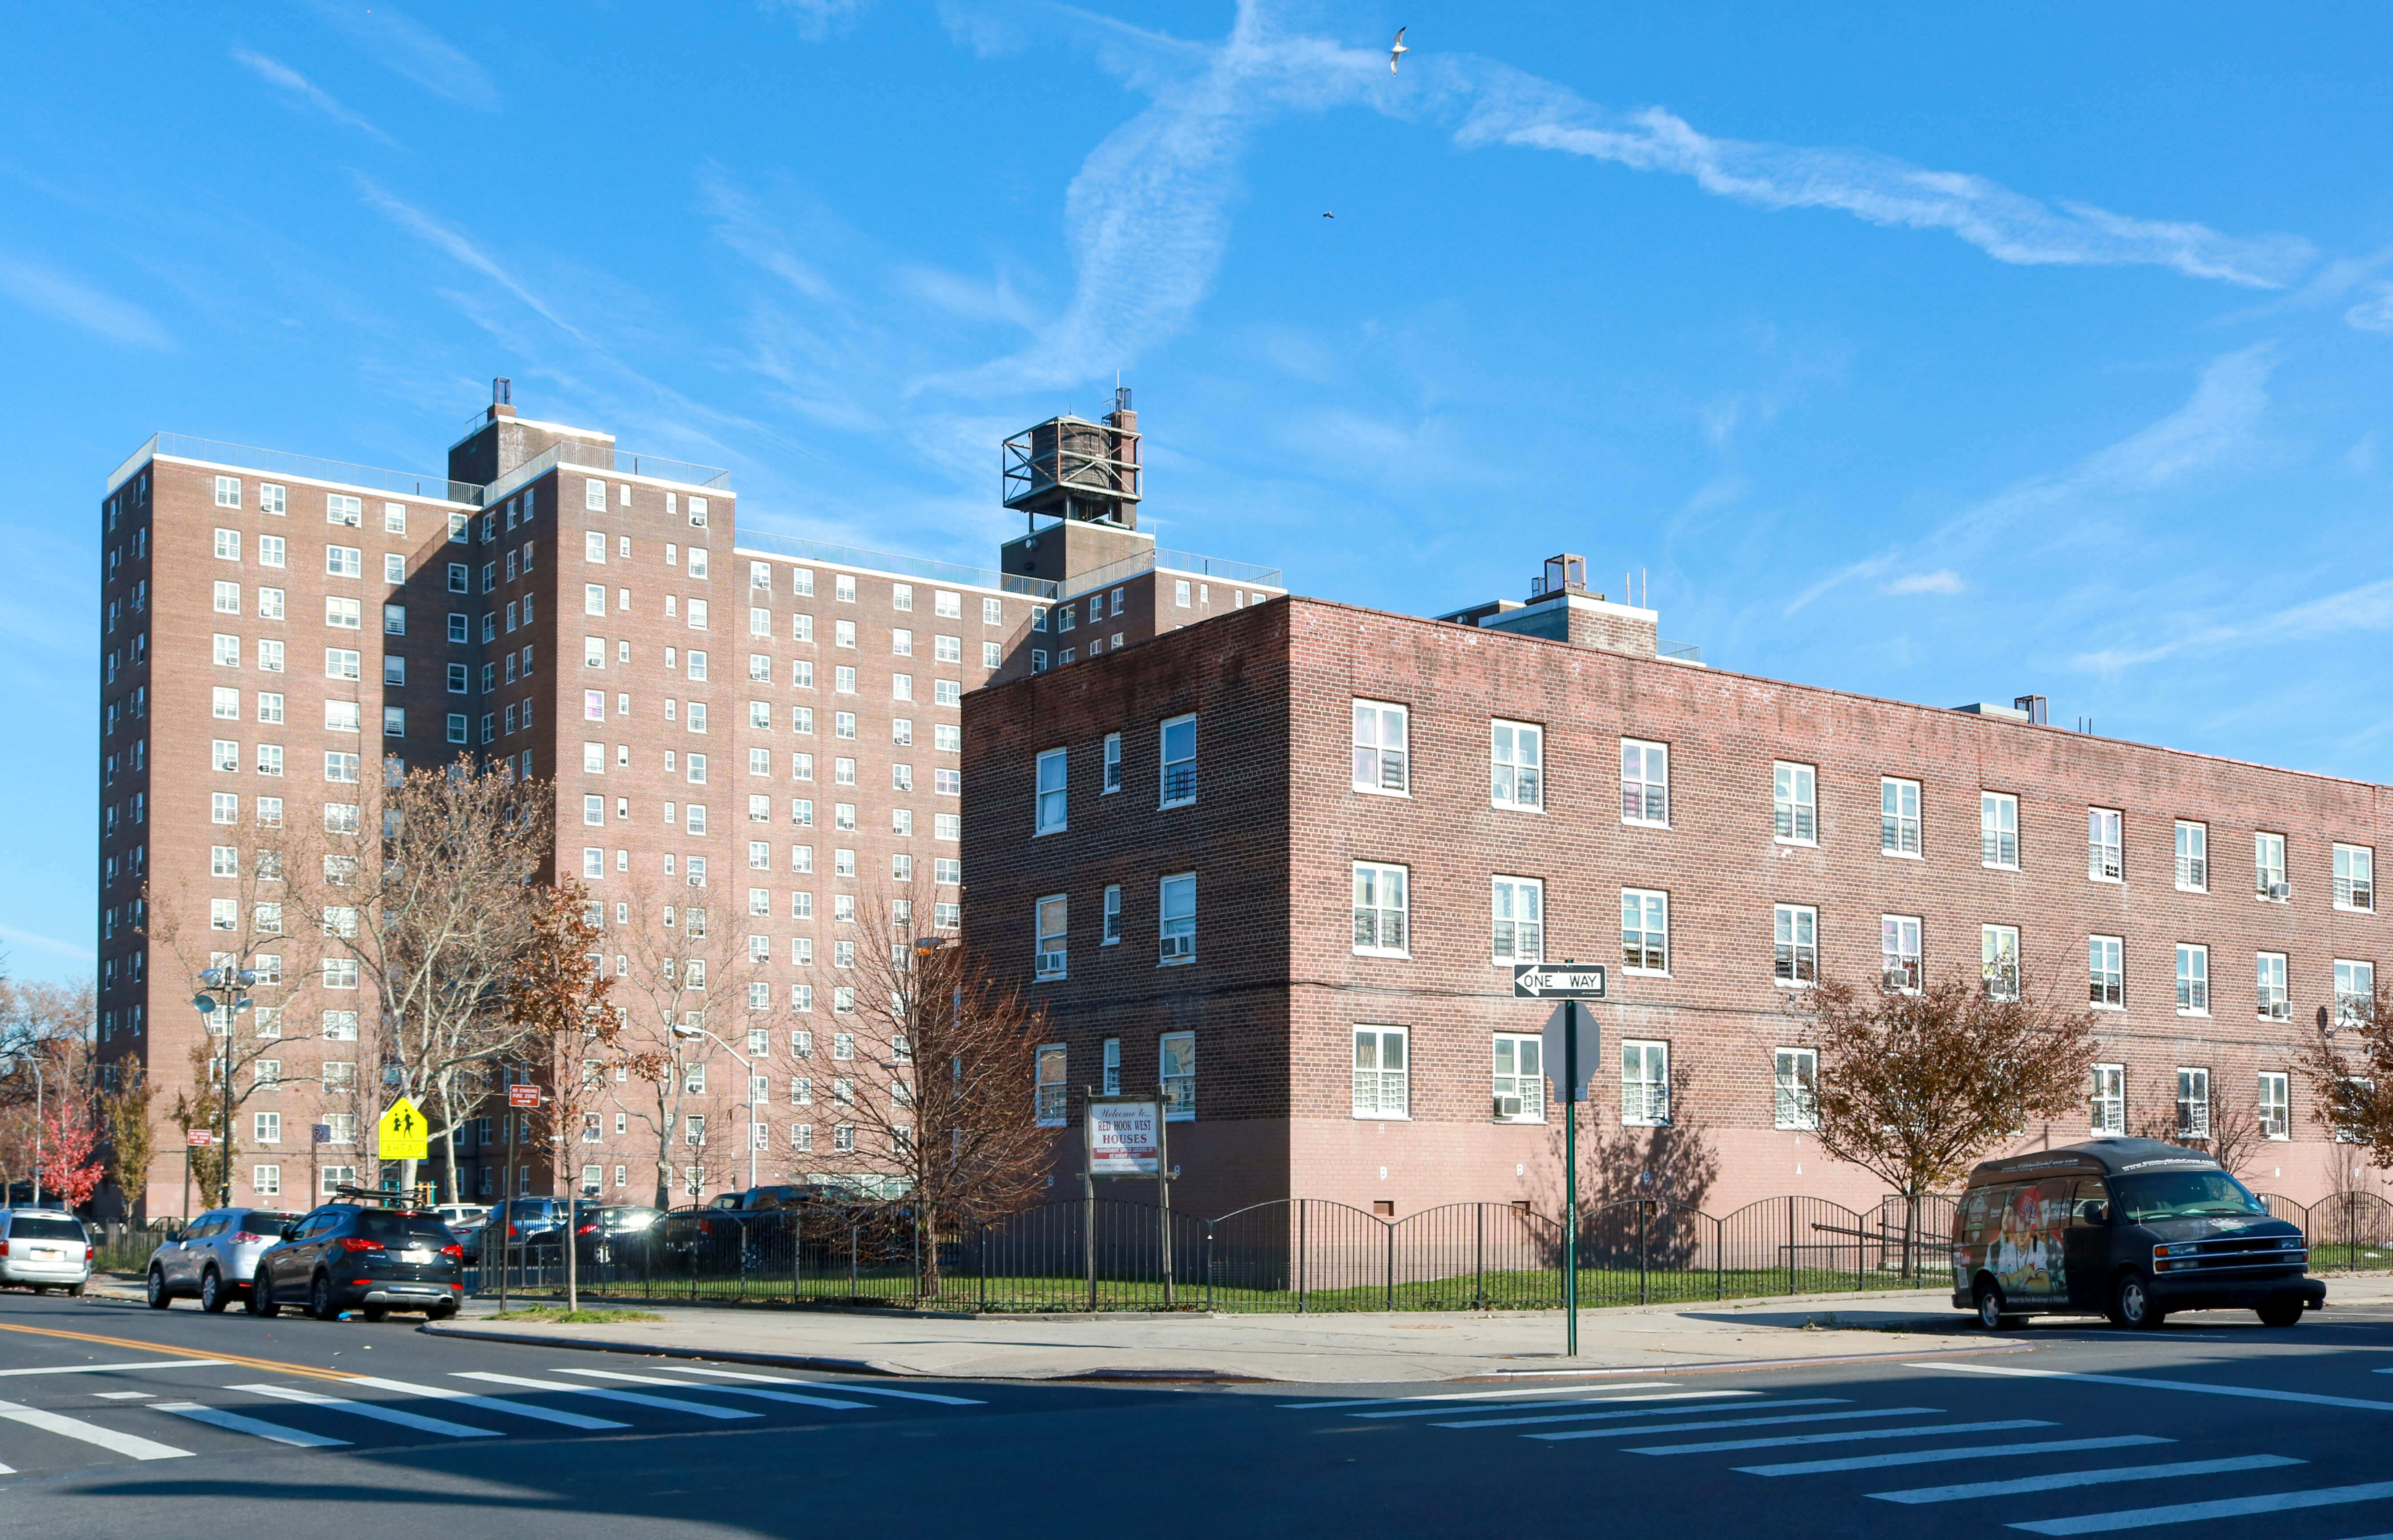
[604,877,763,1208]
[840,884,1051,1296]
[100,1054,157,1221]
[505,882,618,1311]
[2299,978,2393,1169]
[2130,1096,2266,1179]
[281,758,547,1203]
[1793,967,2101,1275]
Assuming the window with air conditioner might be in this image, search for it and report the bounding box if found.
[1035,896,1067,980]
[2256,832,2289,900]
[2259,1072,2290,1141]
[1157,874,1196,965]
[1982,924,2020,1001]
[1881,914,1922,992]
[1493,1034,1544,1123]
[2258,952,2289,1021]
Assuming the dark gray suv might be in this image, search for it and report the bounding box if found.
[250,1205,464,1321]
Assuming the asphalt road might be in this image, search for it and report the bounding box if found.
[6,1290,2393,1538]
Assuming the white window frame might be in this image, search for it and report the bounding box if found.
[1493,1034,1544,1123]
[1773,904,1817,986]
[1773,762,1817,844]
[1352,862,1409,958]
[2176,943,2210,1016]
[2089,935,2125,1010]
[1881,777,1921,858]
[1159,714,1196,808]
[1035,896,1068,981]
[2175,1065,2211,1139]
[2335,959,2376,1025]
[2336,843,2375,912]
[1352,700,1409,795]
[2258,1072,2291,1141]
[1491,876,1543,964]
[1160,1032,1195,1122]
[1034,747,1067,835]
[1881,914,1922,993]
[1102,732,1122,794]
[1490,720,1543,812]
[1158,873,1196,965]
[1773,1047,1818,1131]
[2088,807,2124,883]
[1981,924,2021,1001]
[2256,832,2289,901]
[2258,952,2289,1022]
[1621,888,1669,976]
[1981,791,2020,870]
[1620,739,1669,827]
[2091,1064,2125,1136]
[1621,1039,1670,1127]
[2175,821,2209,893]
[1351,1025,1409,1120]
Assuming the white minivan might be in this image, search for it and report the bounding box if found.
[0,1209,92,1295]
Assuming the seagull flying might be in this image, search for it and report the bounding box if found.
[1389,27,1407,73]
[1322,211,1335,219]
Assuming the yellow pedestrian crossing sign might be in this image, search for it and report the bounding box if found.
[377,1096,428,1160]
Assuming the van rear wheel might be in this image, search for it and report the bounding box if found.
[2113,1272,2166,1330]
[2256,1300,2305,1328]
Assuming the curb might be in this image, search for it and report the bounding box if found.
[416,1320,2030,1385]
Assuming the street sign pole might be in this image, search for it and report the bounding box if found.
[502,1101,516,1316]
[1536,993,1601,1360]
[1563,1005,1577,1357]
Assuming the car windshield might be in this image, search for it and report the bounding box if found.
[356,1212,456,1244]
[241,1212,294,1235]
[2113,1171,2269,1222]
[8,1214,84,1240]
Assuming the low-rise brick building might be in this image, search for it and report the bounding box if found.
[964,560,2389,1220]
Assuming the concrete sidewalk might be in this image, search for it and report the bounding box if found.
[413,1279,2393,1383]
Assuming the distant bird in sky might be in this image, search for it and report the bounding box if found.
[1389,27,1407,73]
[1322,211,1335,219]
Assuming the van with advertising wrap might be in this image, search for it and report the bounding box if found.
[1951,1137,2325,1330]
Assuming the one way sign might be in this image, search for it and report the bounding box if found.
[1511,964,1608,999]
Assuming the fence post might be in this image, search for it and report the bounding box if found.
[1297,1201,1308,1315]
[1639,1200,1650,1307]
[848,1219,858,1300]
[1204,1220,1214,1313]
[978,1223,988,1313]
[1715,1212,1725,1301]
[1785,1195,1795,1296]
[1385,1219,1394,1313]
[1475,1205,1485,1311]
[792,1211,802,1305]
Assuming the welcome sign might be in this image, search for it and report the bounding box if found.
[1087,1099,1162,1177]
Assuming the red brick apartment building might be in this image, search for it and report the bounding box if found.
[95,384,1277,1219]
[964,556,2391,1221]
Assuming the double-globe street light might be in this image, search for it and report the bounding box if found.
[671,1021,758,1195]
[190,963,257,1210]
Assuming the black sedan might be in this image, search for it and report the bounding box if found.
[249,1204,465,1321]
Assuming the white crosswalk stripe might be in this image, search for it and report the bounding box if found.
[2009,1480,2393,1535]
[152,1402,346,1449]
[554,1368,872,1410]
[0,1360,232,1378]
[232,1383,502,1438]
[1867,1454,2300,1505]
[1620,1417,2056,1455]
[1435,1396,1845,1430]
[1277,1381,1680,1412]
[1743,1435,2173,1478]
[1529,1406,1946,1444]
[652,1366,984,1405]
[453,1371,760,1419]
[0,1399,191,1460]
[341,1375,629,1429]
[1361,1389,1757,1422]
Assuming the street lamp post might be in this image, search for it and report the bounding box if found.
[191,963,258,1210]
[671,1023,758,1194]
[26,1062,42,1209]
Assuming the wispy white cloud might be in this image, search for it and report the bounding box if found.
[0,924,95,967]
[0,251,168,347]
[232,48,396,144]
[1887,569,1965,595]
[305,1,495,107]
[760,0,878,41]
[353,176,589,342]
[2345,284,2393,335]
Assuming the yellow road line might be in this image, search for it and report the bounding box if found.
[0,1320,366,1385]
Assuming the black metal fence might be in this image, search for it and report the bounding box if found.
[468,1192,1969,1313]
[2259,1191,2393,1270]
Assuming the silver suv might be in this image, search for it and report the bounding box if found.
[0,1210,91,1294]
[147,1208,299,1312]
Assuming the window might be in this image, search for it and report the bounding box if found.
[1492,1035,1544,1123]
[1881,778,1921,856]
[1145,715,1197,808]
[1613,740,1674,827]
[1158,874,1196,964]
[1621,1040,1670,1126]
[2176,944,2210,1014]
[2091,1064,2125,1135]
[2089,935,2124,1008]
[2175,822,2209,892]
[1773,904,1817,985]
[1035,748,1067,834]
[259,587,284,620]
[326,596,362,630]
[2088,807,2123,881]
[1352,1026,1409,1119]
[253,1111,282,1144]
[213,633,240,667]
[1981,792,2020,868]
[2336,844,2375,912]
[1352,863,1409,956]
[1101,884,1122,944]
[1352,701,1409,793]
[1764,1046,1820,1130]
[2258,952,2289,1021]
[1035,896,1068,980]
[214,580,240,615]
[215,475,241,508]
[1035,1044,1066,1126]
[1491,877,1543,963]
[2257,832,2289,900]
[2176,1066,2212,1138]
[2259,1072,2291,1141]
[1881,914,1922,992]
[213,528,240,561]
[1101,732,1122,794]
[1491,721,1543,811]
[1773,762,1817,842]
[1982,925,2021,1001]
[1622,889,1669,975]
[2336,960,2376,1024]
[1160,1031,1195,1120]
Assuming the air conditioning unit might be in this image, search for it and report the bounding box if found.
[1160,933,1193,961]
[1493,1094,1524,1119]
[1036,949,1067,976]
[2265,882,2291,900]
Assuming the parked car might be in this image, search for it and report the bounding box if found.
[249,1205,464,1321]
[430,1204,490,1264]
[474,1197,574,1265]
[0,1209,92,1295]
[573,1205,663,1266]
[145,1208,298,1312]
[1951,1137,2326,1330]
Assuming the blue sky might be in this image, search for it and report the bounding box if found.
[4,3,2390,982]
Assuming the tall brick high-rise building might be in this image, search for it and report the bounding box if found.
[96,383,1276,1219]
[964,556,2391,1220]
